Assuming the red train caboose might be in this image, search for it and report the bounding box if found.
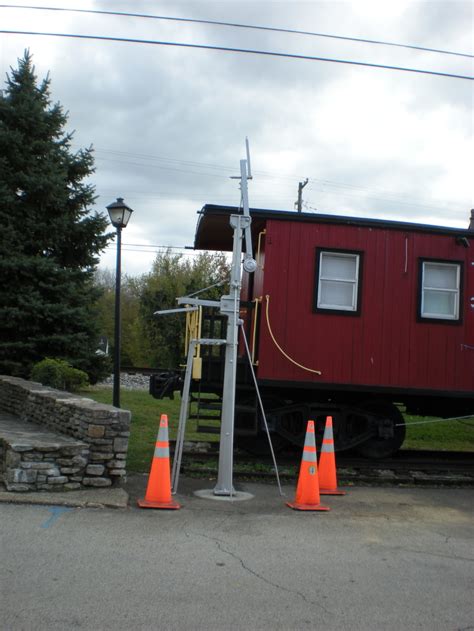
[154,205,474,457]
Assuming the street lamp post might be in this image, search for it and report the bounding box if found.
[106,197,134,408]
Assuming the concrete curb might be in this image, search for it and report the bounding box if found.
[0,486,129,509]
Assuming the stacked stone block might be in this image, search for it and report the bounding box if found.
[0,428,88,492]
[0,376,131,492]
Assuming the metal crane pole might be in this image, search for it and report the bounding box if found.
[214,158,255,496]
[159,143,256,499]
[213,213,247,495]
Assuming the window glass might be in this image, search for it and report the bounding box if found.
[317,251,360,312]
[320,280,355,307]
[421,261,460,320]
[423,290,456,316]
[320,255,357,281]
[424,264,457,290]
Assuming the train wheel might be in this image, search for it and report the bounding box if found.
[356,401,406,458]
[236,433,287,456]
[235,396,287,456]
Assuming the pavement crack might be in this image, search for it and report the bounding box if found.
[378,544,474,563]
[194,531,332,614]
[405,547,474,563]
[180,520,191,538]
[212,514,233,530]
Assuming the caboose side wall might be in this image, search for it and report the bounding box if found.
[255,218,474,395]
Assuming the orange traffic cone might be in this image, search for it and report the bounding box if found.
[137,414,181,509]
[286,420,329,511]
[319,416,346,496]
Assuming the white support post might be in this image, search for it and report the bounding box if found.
[163,141,257,501]
[213,150,257,497]
[213,214,248,495]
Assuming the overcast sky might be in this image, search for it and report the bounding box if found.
[1,0,473,276]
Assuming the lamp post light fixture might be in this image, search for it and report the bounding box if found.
[106,197,134,408]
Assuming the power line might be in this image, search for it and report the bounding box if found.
[1,4,472,59]
[95,177,463,216]
[122,243,190,249]
[109,243,195,251]
[1,30,472,81]
[120,249,195,255]
[88,145,465,210]
[94,156,231,179]
[90,147,237,175]
[305,181,459,212]
[107,246,199,256]
[72,139,468,214]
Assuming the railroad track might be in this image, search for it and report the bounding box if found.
[172,445,474,486]
[121,366,159,376]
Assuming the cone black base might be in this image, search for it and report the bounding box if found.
[137,498,181,510]
[286,501,330,511]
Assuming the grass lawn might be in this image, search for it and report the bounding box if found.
[82,388,474,472]
[82,388,218,472]
[403,414,474,452]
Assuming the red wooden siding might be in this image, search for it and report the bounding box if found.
[254,219,474,394]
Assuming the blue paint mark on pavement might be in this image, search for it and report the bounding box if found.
[41,506,73,528]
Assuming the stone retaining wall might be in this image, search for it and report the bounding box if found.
[0,376,131,491]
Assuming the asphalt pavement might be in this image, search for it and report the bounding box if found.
[1,476,473,630]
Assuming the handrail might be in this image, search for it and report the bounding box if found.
[251,297,261,364]
[256,229,266,269]
[184,306,202,358]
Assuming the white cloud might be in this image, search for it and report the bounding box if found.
[1,0,472,274]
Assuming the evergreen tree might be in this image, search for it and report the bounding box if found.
[0,51,111,380]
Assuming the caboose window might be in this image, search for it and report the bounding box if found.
[316,250,361,313]
[420,260,461,321]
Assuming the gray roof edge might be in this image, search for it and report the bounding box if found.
[199,204,473,236]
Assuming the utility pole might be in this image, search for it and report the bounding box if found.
[295,178,309,212]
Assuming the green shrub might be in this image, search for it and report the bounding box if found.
[31,358,89,392]
[75,352,112,385]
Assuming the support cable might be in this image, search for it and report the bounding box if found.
[396,415,474,427]
[186,279,228,298]
[240,325,284,496]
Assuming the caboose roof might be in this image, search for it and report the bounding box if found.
[194,204,472,251]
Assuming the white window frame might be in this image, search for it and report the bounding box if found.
[317,251,360,312]
[420,260,461,321]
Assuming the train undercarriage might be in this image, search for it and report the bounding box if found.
[150,355,474,459]
[150,370,406,458]
[232,392,407,458]
[149,302,474,459]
